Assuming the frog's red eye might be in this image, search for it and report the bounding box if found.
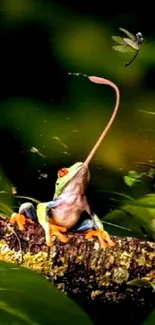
[57,168,68,178]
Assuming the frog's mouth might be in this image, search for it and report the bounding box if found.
[72,162,84,174]
[69,163,89,183]
[62,162,87,188]
[64,163,83,185]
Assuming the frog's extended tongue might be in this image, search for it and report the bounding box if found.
[83,76,120,167]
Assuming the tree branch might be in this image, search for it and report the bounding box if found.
[0,216,155,324]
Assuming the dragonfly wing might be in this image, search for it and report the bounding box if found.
[112,45,133,53]
[124,38,139,50]
[111,35,125,45]
[119,28,136,41]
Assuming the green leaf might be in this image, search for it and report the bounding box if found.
[127,279,154,289]
[103,193,155,240]
[151,283,155,291]
[102,219,134,238]
[97,190,136,203]
[103,207,147,239]
[124,175,141,187]
[147,169,155,179]
[0,261,93,325]
[141,309,155,325]
[15,196,41,205]
[0,203,13,217]
[124,170,145,187]
[128,170,144,179]
[137,194,155,208]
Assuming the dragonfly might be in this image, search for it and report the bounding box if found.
[112,28,144,67]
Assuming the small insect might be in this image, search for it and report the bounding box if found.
[138,109,155,115]
[112,28,144,67]
[39,173,48,179]
[60,151,71,156]
[68,72,88,81]
[68,72,88,77]
[30,147,47,158]
[52,136,68,149]
[12,186,17,195]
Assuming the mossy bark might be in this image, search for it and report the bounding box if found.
[0,216,155,324]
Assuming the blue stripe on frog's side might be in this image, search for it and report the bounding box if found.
[76,213,104,232]
[19,202,38,222]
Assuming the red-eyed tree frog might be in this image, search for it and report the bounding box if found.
[10,76,120,249]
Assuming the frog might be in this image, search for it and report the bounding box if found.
[10,75,120,249]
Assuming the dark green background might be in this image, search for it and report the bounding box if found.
[0,0,155,214]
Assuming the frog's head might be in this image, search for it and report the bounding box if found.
[53,162,84,199]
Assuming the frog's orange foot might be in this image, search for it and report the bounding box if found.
[10,213,34,231]
[85,229,115,249]
[45,223,69,247]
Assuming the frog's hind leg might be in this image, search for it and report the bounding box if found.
[83,198,115,249]
[85,225,115,249]
[10,202,36,230]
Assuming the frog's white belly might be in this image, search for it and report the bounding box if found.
[52,165,90,228]
[52,194,85,228]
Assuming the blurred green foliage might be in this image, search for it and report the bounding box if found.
[1,0,155,181]
[0,2,155,323]
[0,261,93,325]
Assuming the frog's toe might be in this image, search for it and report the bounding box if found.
[85,229,115,249]
[10,213,34,231]
[45,223,69,247]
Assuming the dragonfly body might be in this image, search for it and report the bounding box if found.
[112,28,144,67]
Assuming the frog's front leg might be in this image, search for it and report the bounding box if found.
[82,200,115,249]
[10,202,37,230]
[37,201,68,247]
